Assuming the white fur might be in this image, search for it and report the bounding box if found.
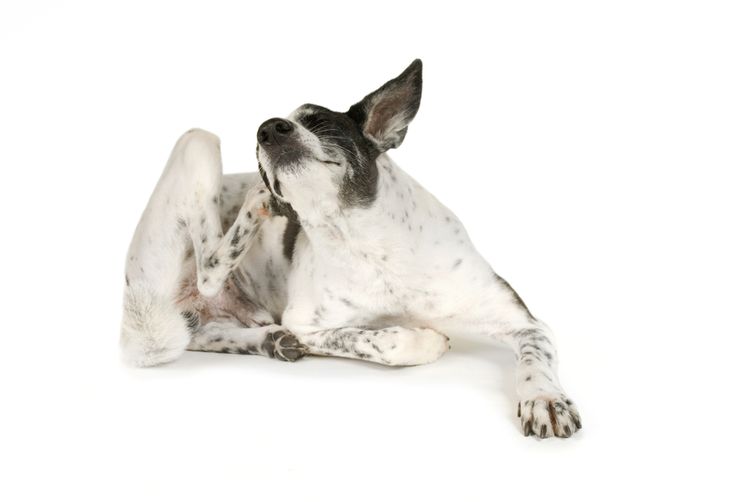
[120,284,190,367]
[120,65,581,437]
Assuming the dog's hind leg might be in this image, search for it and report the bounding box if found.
[121,129,269,367]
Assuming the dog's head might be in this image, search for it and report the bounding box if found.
[256,59,422,215]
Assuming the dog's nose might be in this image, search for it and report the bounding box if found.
[257,118,294,145]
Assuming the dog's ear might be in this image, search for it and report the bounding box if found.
[347,59,422,152]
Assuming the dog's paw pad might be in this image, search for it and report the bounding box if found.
[257,202,270,218]
[519,395,581,439]
[243,189,272,218]
[262,330,308,362]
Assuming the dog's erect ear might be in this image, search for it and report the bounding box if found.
[347,59,423,152]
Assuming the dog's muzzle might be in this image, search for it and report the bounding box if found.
[257,118,304,167]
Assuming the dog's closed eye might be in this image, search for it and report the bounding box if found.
[314,157,341,166]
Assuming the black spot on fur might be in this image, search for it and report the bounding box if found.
[230,226,241,246]
[282,214,301,261]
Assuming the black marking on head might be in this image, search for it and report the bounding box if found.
[297,104,380,208]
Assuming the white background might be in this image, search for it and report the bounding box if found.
[1,1,748,500]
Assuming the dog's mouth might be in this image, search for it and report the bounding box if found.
[256,158,288,202]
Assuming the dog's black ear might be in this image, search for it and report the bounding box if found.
[347,59,422,152]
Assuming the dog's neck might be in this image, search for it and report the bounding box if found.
[293,155,419,253]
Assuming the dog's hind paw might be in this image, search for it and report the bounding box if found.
[518,394,582,439]
[262,329,308,362]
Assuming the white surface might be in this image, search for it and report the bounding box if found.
[1,1,748,500]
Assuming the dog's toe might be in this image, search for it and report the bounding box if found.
[262,330,309,362]
[518,395,581,439]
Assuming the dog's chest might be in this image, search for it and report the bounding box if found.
[288,232,411,326]
[283,209,474,331]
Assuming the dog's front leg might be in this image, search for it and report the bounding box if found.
[444,274,582,438]
[501,324,582,438]
[291,327,449,366]
[187,323,308,362]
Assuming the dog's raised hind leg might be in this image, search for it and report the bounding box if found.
[121,129,268,367]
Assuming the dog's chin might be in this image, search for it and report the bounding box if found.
[257,160,295,204]
[259,144,310,173]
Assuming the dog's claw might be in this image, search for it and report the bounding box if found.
[523,420,533,436]
[572,415,582,430]
[519,395,581,439]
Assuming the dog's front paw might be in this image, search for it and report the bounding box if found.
[518,394,581,439]
[376,327,450,366]
[262,329,308,362]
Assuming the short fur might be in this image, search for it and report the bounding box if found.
[121,60,581,438]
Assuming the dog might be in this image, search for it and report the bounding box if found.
[121,59,581,438]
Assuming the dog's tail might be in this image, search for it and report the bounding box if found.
[120,283,191,367]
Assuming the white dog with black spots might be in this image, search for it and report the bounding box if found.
[121,59,581,438]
